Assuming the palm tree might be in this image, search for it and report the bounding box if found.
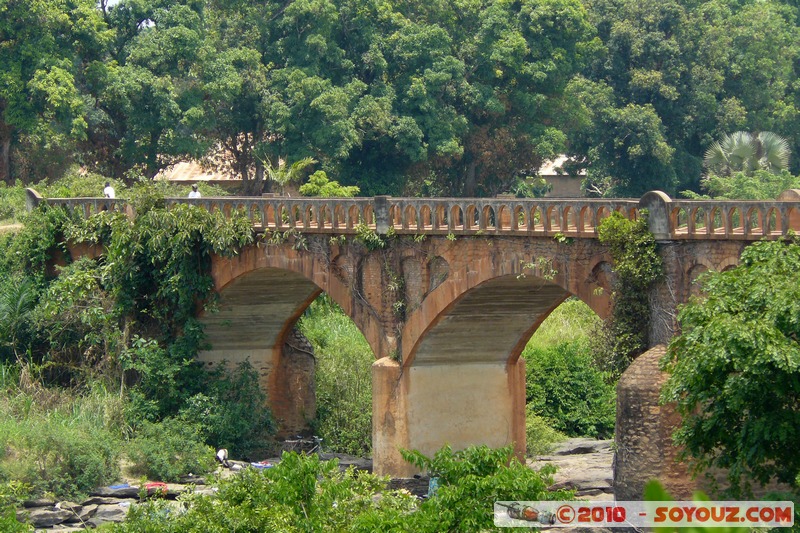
[704,131,790,176]
[264,157,317,195]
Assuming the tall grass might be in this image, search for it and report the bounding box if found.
[298,296,374,456]
[0,366,125,499]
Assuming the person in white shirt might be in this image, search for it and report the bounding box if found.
[188,184,201,198]
[103,182,115,199]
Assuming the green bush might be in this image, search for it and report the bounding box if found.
[0,184,26,224]
[299,297,373,455]
[178,360,276,460]
[126,418,216,482]
[35,167,122,199]
[526,297,600,352]
[110,452,416,533]
[399,445,575,532]
[111,445,574,532]
[526,406,566,457]
[524,339,616,439]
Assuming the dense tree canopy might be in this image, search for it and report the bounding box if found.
[3,0,800,197]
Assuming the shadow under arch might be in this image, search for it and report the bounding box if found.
[405,274,571,368]
[198,262,379,439]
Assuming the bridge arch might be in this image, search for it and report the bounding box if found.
[400,238,612,367]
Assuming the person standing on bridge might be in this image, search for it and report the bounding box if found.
[103,182,115,199]
[188,184,201,198]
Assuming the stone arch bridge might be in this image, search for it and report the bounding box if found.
[32,189,800,490]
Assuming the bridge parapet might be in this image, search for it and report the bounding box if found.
[31,189,800,240]
[640,190,800,240]
[33,192,641,238]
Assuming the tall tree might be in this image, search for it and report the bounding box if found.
[85,0,205,180]
[0,0,112,183]
[574,0,800,195]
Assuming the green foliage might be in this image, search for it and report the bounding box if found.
[0,480,33,532]
[1,204,77,279]
[354,222,385,251]
[0,0,111,183]
[596,211,663,377]
[126,418,216,483]
[662,239,800,495]
[267,157,318,194]
[299,171,361,197]
[299,297,373,455]
[0,406,121,499]
[524,340,616,439]
[526,407,567,457]
[178,361,276,460]
[526,298,601,352]
[0,276,39,364]
[36,167,124,199]
[32,257,119,382]
[644,480,752,533]
[683,169,800,200]
[400,445,575,532]
[704,131,790,177]
[110,452,416,533]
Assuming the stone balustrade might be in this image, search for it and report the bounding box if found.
[27,188,800,240]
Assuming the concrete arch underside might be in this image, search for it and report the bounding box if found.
[407,275,570,366]
[198,267,322,437]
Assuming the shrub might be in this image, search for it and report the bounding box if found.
[126,418,216,482]
[524,339,616,439]
[178,360,276,460]
[399,445,575,532]
[0,184,26,223]
[526,406,566,457]
[110,452,416,533]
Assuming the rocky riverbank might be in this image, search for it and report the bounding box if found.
[530,438,614,499]
[17,438,614,531]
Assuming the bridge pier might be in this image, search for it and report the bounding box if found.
[372,357,526,477]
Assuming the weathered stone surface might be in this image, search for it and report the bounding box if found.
[86,501,133,526]
[18,507,72,527]
[23,498,56,508]
[550,438,612,456]
[530,438,614,500]
[80,496,120,506]
[62,503,97,524]
[90,486,141,498]
[54,501,81,512]
[177,474,205,485]
[614,346,693,501]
